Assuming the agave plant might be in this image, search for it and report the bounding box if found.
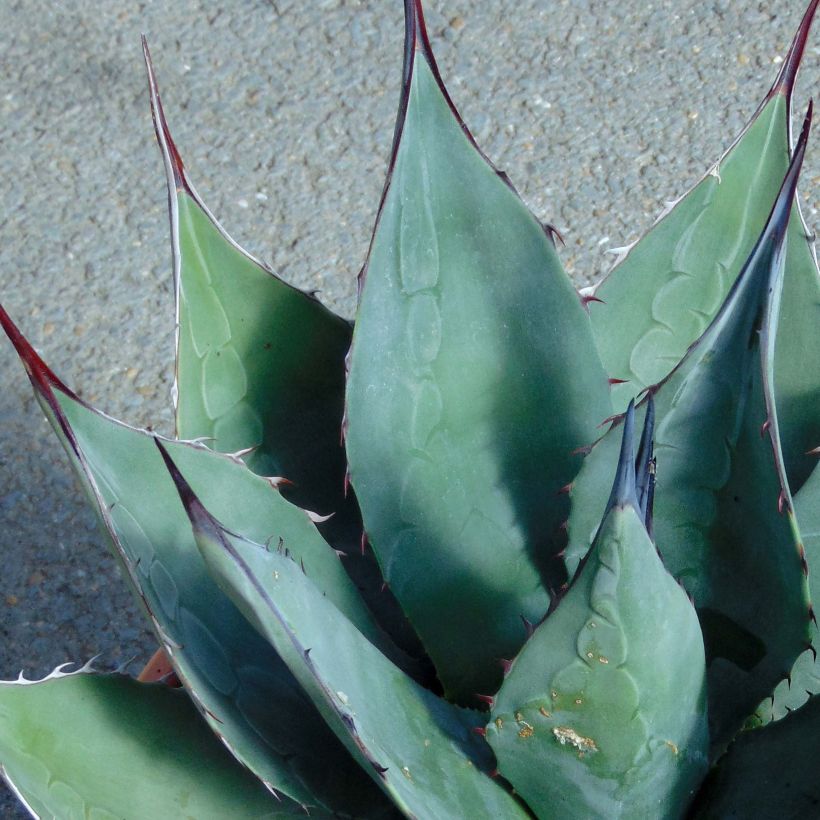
[2,0,820,816]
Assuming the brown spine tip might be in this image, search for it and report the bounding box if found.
[0,305,74,399]
[608,377,629,386]
[768,0,820,105]
[798,543,810,576]
[473,726,487,737]
[498,658,513,676]
[475,694,495,707]
[597,413,623,429]
[760,418,772,438]
[542,222,566,246]
[142,35,190,195]
[580,293,605,312]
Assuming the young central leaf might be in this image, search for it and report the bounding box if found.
[488,406,709,819]
[567,108,814,749]
[345,3,611,702]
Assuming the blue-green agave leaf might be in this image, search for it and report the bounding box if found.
[144,39,353,507]
[567,108,814,749]
[0,308,393,817]
[691,695,820,818]
[160,442,530,820]
[344,0,612,703]
[144,40,421,662]
[488,405,708,819]
[588,0,820,494]
[754,459,820,723]
[0,667,313,819]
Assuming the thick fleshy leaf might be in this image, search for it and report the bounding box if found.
[0,669,309,819]
[160,445,530,820]
[754,460,820,723]
[691,695,820,818]
[567,112,814,749]
[588,0,820,494]
[488,406,708,820]
[0,309,393,817]
[144,41,421,661]
[144,39,354,517]
[345,0,611,703]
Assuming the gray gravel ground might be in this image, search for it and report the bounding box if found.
[0,0,817,815]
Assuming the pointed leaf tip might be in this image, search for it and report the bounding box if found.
[605,399,639,514]
[769,0,819,104]
[771,99,812,235]
[153,438,213,535]
[398,0,514,194]
[142,36,188,194]
[0,305,69,397]
[742,99,811,276]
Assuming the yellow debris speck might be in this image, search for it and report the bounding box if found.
[665,741,679,755]
[495,717,504,730]
[553,726,598,753]
[586,652,594,659]
[273,571,279,580]
[551,690,558,699]
[518,722,534,739]
[598,657,609,665]
[574,698,583,705]
[539,707,551,718]
[402,766,412,780]
[514,711,524,722]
